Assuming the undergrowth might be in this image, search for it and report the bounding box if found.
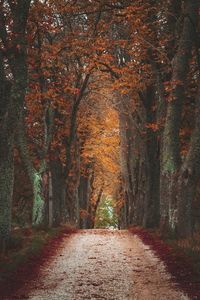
[129,226,200,299]
[0,225,76,298]
[165,234,200,279]
[0,227,64,282]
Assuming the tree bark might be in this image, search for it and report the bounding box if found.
[141,86,160,228]
[65,136,81,227]
[160,0,198,233]
[78,170,93,229]
[177,80,200,237]
[89,185,104,229]
[0,1,31,247]
[0,132,14,251]
[50,160,66,226]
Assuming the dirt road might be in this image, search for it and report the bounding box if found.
[12,230,188,300]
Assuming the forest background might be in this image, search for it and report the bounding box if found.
[0,0,200,252]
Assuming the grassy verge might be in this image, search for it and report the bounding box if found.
[129,227,200,300]
[0,227,58,279]
[0,225,76,298]
[164,234,200,282]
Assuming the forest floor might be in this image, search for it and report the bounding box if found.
[3,229,190,300]
[0,226,76,300]
[129,227,200,299]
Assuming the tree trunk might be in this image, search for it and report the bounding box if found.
[160,0,198,233]
[65,136,80,227]
[119,109,130,228]
[16,114,47,226]
[89,185,104,229]
[0,1,31,247]
[50,160,66,226]
[78,173,92,229]
[0,133,14,251]
[140,86,160,228]
[31,169,46,226]
[177,81,200,237]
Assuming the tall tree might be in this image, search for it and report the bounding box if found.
[0,0,32,250]
[160,0,199,236]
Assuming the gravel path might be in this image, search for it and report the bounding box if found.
[12,230,188,300]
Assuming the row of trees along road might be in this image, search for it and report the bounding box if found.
[0,0,199,250]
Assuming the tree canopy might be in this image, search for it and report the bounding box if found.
[0,0,200,250]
